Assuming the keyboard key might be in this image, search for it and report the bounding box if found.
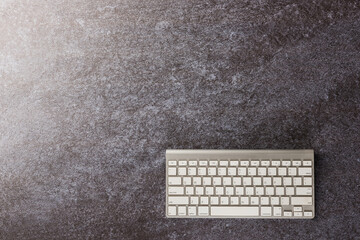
[292,160,301,166]
[240,160,249,166]
[303,160,312,166]
[200,197,209,205]
[205,187,214,195]
[278,168,287,176]
[294,212,302,217]
[188,167,197,175]
[304,211,313,217]
[282,160,291,166]
[291,197,312,205]
[178,167,186,175]
[195,187,204,195]
[293,177,302,186]
[224,177,234,186]
[213,177,221,185]
[233,177,241,185]
[273,207,282,216]
[284,211,292,217]
[268,168,277,175]
[283,177,292,185]
[168,206,177,216]
[263,177,272,185]
[281,197,290,205]
[211,207,259,216]
[220,197,229,205]
[261,160,270,166]
[228,168,237,175]
[238,168,247,175]
[235,187,244,195]
[251,160,260,166]
[168,161,177,166]
[178,206,186,216]
[168,177,181,185]
[199,160,208,166]
[243,177,252,185]
[190,197,199,205]
[296,187,312,195]
[186,187,194,195]
[220,161,228,166]
[261,207,271,216]
[251,197,259,205]
[188,206,197,216]
[258,168,267,176]
[266,187,274,195]
[255,187,264,195]
[169,187,184,195]
[168,197,189,205]
[193,177,201,185]
[226,187,234,195]
[231,197,239,205]
[261,197,269,205]
[203,177,211,185]
[230,160,239,166]
[286,187,295,195]
[245,187,254,195]
[294,207,302,212]
[198,167,206,175]
[253,177,261,186]
[179,161,187,166]
[248,168,257,175]
[189,160,197,166]
[210,197,219,205]
[299,168,312,175]
[273,177,282,186]
[272,160,280,166]
[216,187,224,195]
[208,168,217,175]
[271,197,279,205]
[183,177,192,185]
[209,161,218,166]
[168,168,177,175]
[276,187,284,195]
[198,206,209,216]
[218,168,227,175]
[288,168,297,176]
[304,177,312,186]
[240,197,249,205]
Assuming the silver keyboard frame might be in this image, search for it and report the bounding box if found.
[166,149,315,219]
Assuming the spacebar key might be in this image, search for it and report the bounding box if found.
[211,207,259,216]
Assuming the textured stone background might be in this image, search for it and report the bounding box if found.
[1,0,360,239]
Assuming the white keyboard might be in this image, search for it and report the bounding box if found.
[166,150,315,219]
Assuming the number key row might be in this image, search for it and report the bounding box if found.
[168,167,312,176]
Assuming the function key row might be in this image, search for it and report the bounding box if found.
[168,159,312,167]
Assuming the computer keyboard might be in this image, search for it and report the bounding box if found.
[166,150,315,219]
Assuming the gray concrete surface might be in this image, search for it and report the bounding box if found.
[0,0,360,239]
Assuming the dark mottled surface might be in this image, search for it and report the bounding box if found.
[1,0,360,239]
